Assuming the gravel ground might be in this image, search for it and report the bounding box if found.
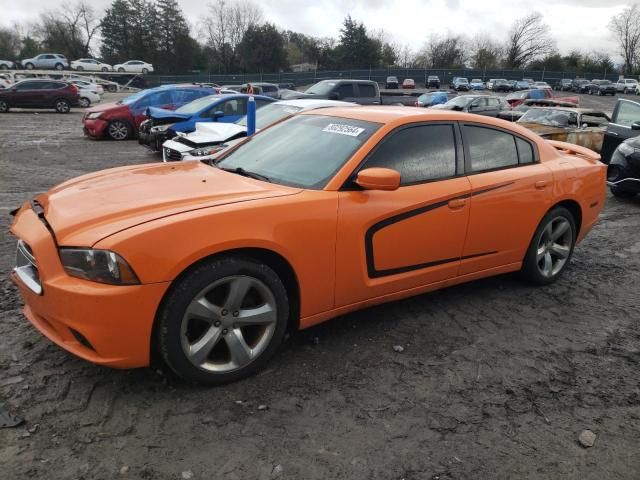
[0,93,639,480]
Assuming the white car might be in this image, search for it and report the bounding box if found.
[70,58,112,72]
[0,60,14,70]
[615,78,638,93]
[113,60,154,74]
[70,79,104,96]
[533,81,551,89]
[162,99,355,162]
[77,86,101,108]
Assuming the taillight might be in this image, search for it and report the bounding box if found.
[69,84,79,94]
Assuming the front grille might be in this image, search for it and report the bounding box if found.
[164,147,183,162]
[14,240,42,295]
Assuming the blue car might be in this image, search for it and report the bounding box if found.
[415,91,448,107]
[469,79,485,90]
[138,93,275,151]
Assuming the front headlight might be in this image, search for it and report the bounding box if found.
[59,248,139,285]
[86,112,102,120]
[189,145,225,157]
[618,142,638,156]
[151,124,171,133]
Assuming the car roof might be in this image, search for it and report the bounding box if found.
[273,99,357,110]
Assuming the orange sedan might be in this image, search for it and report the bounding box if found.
[10,107,606,384]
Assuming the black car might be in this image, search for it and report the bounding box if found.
[607,136,640,198]
[602,98,640,165]
[385,76,399,89]
[493,79,512,92]
[588,79,616,96]
[427,75,440,88]
[570,79,590,93]
[555,79,573,91]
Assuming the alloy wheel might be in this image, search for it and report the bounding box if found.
[79,97,90,108]
[180,275,277,373]
[108,121,129,140]
[0,100,8,112]
[55,100,70,113]
[536,217,572,278]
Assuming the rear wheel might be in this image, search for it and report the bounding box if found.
[79,97,90,108]
[118,67,125,72]
[106,119,131,140]
[54,63,64,71]
[76,66,84,71]
[0,100,9,112]
[25,63,34,70]
[142,68,149,74]
[0,64,8,70]
[520,207,576,285]
[101,67,109,72]
[54,98,71,113]
[157,256,289,385]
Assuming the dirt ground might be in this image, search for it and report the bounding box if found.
[0,93,639,480]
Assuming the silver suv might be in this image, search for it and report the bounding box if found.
[20,54,69,70]
[615,78,638,94]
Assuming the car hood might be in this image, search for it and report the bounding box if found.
[34,161,301,246]
[176,123,248,146]
[85,101,127,114]
[147,106,191,122]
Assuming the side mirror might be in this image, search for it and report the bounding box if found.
[469,103,479,110]
[328,91,340,100]
[355,168,401,191]
[632,122,640,131]
[213,110,224,119]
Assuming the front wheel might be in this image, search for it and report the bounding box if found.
[25,63,34,70]
[0,100,9,112]
[106,120,131,140]
[76,66,84,71]
[54,98,71,113]
[118,67,125,72]
[0,64,8,70]
[79,97,90,108]
[101,67,108,72]
[520,207,576,285]
[142,68,148,74]
[157,256,290,385]
[54,63,64,71]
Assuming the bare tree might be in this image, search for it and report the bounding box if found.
[202,0,263,72]
[609,4,640,73]
[417,34,467,68]
[504,13,554,69]
[39,1,100,58]
[469,34,502,69]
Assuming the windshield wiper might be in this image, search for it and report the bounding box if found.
[219,166,271,183]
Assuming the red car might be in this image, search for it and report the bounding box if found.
[0,79,79,113]
[402,78,416,89]
[83,84,215,140]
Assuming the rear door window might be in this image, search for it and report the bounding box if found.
[358,84,377,97]
[464,125,518,172]
[336,83,355,98]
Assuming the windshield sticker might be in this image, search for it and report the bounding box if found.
[322,123,365,137]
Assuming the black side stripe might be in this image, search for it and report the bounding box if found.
[365,181,514,279]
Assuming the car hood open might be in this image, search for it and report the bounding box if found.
[34,161,301,246]
[147,106,191,123]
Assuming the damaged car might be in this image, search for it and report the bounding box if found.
[430,95,506,117]
[607,136,640,198]
[505,89,579,108]
[138,94,275,152]
[497,99,580,122]
[517,107,610,152]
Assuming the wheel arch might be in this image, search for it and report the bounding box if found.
[150,247,301,365]
[549,199,582,237]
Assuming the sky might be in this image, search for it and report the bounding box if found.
[0,0,633,59]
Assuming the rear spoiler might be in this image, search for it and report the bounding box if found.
[546,140,601,163]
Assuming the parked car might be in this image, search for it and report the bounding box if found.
[451,77,469,91]
[385,76,399,89]
[570,79,591,93]
[113,60,154,74]
[523,78,534,86]
[555,79,573,91]
[615,78,639,94]
[427,75,440,88]
[240,82,279,98]
[607,135,640,198]
[138,94,275,152]
[601,98,640,163]
[486,79,497,90]
[414,91,448,107]
[9,106,606,384]
[70,58,112,72]
[588,79,616,96]
[20,53,69,70]
[278,82,295,90]
[517,107,610,152]
[289,79,381,104]
[221,85,243,92]
[402,78,416,89]
[505,89,578,108]
[469,79,484,90]
[506,80,518,91]
[497,99,579,122]
[493,79,512,92]
[83,84,215,140]
[0,79,79,113]
[161,99,356,161]
[0,60,15,69]
[77,85,102,108]
[533,81,551,90]
[430,95,506,117]
[70,79,104,96]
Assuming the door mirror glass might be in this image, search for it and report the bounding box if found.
[355,168,401,191]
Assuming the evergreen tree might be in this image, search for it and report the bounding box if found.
[237,23,288,73]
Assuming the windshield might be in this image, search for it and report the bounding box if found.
[175,95,220,115]
[518,108,578,127]
[456,78,468,84]
[236,103,303,129]
[471,79,481,83]
[445,96,474,108]
[506,91,528,100]
[216,114,380,189]
[305,80,337,95]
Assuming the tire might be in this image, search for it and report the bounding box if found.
[0,64,7,70]
[106,119,131,140]
[0,100,9,112]
[79,97,90,108]
[142,68,148,74]
[107,84,117,93]
[610,185,637,198]
[520,206,576,285]
[118,67,125,72]
[156,256,290,385]
[76,66,84,71]
[54,63,64,71]
[101,67,108,72]
[25,63,34,70]
[54,98,71,113]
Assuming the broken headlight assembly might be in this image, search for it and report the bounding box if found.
[189,145,226,157]
[59,248,140,285]
[85,112,102,120]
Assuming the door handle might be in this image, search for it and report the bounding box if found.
[535,180,547,189]
[609,131,619,137]
[448,198,466,209]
